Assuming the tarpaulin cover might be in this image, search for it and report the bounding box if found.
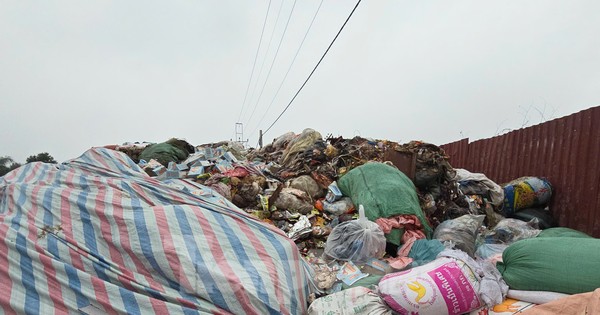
[0,148,311,314]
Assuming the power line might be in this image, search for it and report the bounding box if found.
[262,0,362,136]
[237,0,272,123]
[244,0,297,128]
[242,0,285,123]
[248,0,324,138]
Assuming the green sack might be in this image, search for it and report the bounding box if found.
[139,142,189,166]
[338,162,432,245]
[537,227,592,239]
[497,237,600,294]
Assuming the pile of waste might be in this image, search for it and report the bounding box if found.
[3,128,595,314]
[108,128,592,314]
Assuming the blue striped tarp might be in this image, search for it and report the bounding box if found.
[0,148,313,314]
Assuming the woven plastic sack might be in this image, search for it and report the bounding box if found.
[308,286,393,315]
[502,177,552,215]
[324,205,386,264]
[379,257,482,315]
[497,237,600,294]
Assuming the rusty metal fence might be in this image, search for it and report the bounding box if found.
[441,106,600,237]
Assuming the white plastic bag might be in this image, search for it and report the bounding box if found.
[324,205,386,264]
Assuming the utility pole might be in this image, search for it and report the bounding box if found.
[259,130,263,149]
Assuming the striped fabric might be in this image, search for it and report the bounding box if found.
[0,148,312,314]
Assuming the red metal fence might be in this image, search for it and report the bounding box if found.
[441,106,600,237]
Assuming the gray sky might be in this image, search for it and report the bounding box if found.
[1,1,599,163]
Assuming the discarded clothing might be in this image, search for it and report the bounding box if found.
[375,215,426,244]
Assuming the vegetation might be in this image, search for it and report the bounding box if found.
[0,152,57,177]
[26,152,57,164]
[0,156,21,177]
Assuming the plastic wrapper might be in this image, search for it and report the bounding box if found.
[433,214,485,257]
[287,215,312,240]
[483,218,540,244]
[324,205,386,264]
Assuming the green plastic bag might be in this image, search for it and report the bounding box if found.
[338,162,432,245]
[497,237,600,294]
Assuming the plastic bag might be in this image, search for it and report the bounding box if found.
[324,205,386,264]
[483,218,540,244]
[280,128,322,165]
[322,197,354,216]
[433,214,485,257]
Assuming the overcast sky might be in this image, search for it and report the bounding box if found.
[1,1,599,163]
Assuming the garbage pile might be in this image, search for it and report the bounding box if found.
[102,129,596,315]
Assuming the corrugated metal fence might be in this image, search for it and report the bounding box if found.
[441,106,600,237]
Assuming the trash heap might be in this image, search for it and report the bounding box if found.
[107,129,598,315]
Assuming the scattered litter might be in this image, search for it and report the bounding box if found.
[337,261,369,286]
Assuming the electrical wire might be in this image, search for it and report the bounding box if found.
[244,0,297,128]
[262,0,362,136]
[242,0,285,123]
[237,0,272,123]
[247,0,324,138]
